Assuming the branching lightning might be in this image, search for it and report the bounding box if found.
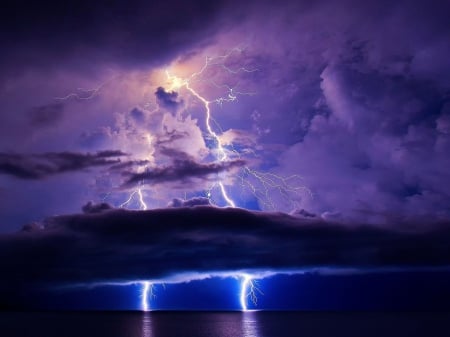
[239,167,311,210]
[141,281,155,311]
[219,182,236,207]
[119,186,148,210]
[54,76,118,101]
[163,48,258,207]
[53,47,312,311]
[240,274,263,311]
[58,46,309,211]
[165,48,309,209]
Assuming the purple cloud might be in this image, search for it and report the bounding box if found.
[123,159,246,187]
[1,205,449,290]
[1,0,450,230]
[0,151,126,180]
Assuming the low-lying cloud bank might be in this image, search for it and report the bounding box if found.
[1,204,449,291]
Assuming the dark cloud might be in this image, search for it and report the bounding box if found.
[156,130,190,146]
[0,0,233,73]
[0,206,449,291]
[168,197,212,207]
[82,201,113,214]
[108,159,150,171]
[123,158,246,187]
[78,127,112,148]
[29,103,65,126]
[155,87,183,112]
[129,107,145,123]
[158,147,194,161]
[0,150,126,180]
[290,209,317,218]
[210,0,450,220]
[1,0,450,229]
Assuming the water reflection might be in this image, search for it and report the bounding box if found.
[241,311,260,337]
[141,312,153,337]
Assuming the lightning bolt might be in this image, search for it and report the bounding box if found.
[238,167,311,210]
[137,188,148,210]
[141,281,155,311]
[164,48,310,210]
[119,186,148,210]
[164,48,258,207]
[60,46,310,211]
[54,72,155,210]
[240,274,263,311]
[120,134,155,210]
[52,48,311,311]
[54,75,118,101]
[219,182,236,207]
[164,72,237,205]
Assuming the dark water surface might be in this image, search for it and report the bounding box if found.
[1,311,449,337]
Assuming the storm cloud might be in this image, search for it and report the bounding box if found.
[0,0,232,72]
[155,87,183,112]
[168,197,212,207]
[123,158,246,187]
[1,205,449,291]
[0,150,126,179]
[1,0,450,228]
[28,103,65,127]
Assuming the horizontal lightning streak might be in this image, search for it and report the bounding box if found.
[54,76,118,101]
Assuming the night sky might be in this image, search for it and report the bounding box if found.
[1,0,450,311]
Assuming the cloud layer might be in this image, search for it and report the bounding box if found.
[123,158,246,187]
[0,151,126,179]
[1,0,450,230]
[1,205,449,292]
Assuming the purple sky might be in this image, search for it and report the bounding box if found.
[2,0,449,230]
[1,0,450,305]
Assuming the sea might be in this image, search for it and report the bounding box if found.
[1,311,449,337]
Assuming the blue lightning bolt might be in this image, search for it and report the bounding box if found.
[240,274,263,311]
[141,281,154,311]
[53,47,311,311]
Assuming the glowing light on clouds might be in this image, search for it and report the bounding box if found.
[163,48,256,206]
[140,274,263,311]
[58,47,310,309]
[58,46,309,211]
[161,47,309,208]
